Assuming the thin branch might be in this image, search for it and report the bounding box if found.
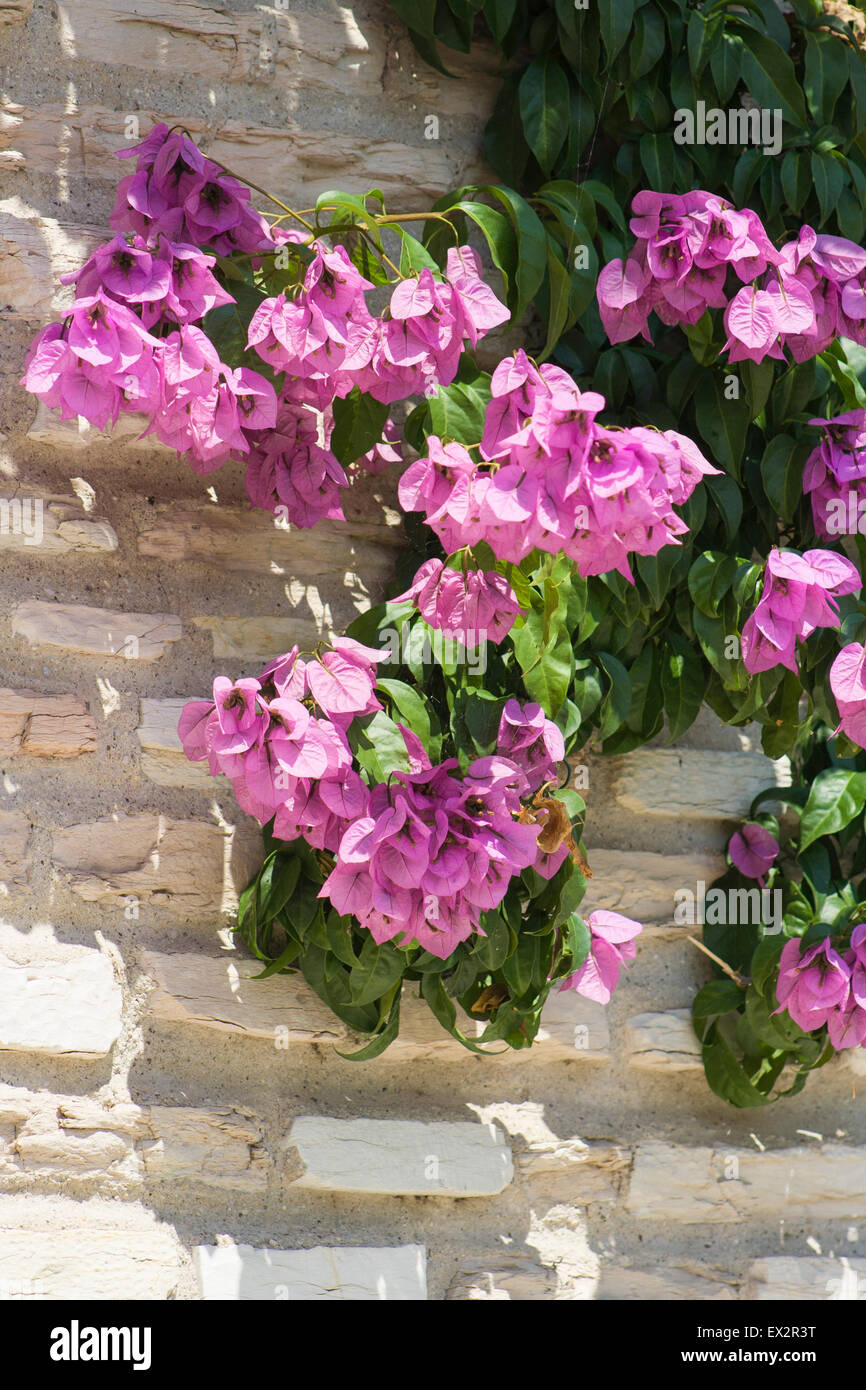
[687,935,749,987]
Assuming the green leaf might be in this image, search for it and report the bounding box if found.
[687,10,723,77]
[760,434,807,523]
[350,937,408,1006]
[540,238,572,358]
[811,149,846,227]
[661,631,707,742]
[780,151,811,215]
[600,0,636,62]
[738,29,807,126]
[420,973,498,1054]
[693,979,746,1032]
[798,769,866,850]
[427,376,490,443]
[446,201,515,302]
[596,650,632,740]
[377,677,437,755]
[695,374,750,480]
[630,6,666,79]
[804,31,851,125]
[518,55,571,176]
[474,910,511,970]
[481,186,547,320]
[710,31,744,105]
[701,1030,776,1108]
[639,132,675,191]
[330,388,390,465]
[337,989,402,1061]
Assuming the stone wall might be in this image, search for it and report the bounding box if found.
[0,0,863,1302]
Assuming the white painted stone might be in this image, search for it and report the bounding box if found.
[52,813,261,916]
[286,1117,512,1196]
[12,601,181,661]
[0,1194,182,1299]
[144,949,352,1044]
[144,949,610,1061]
[0,1,32,25]
[194,1243,427,1301]
[0,198,98,322]
[624,1010,703,1071]
[0,1084,268,1189]
[517,1141,627,1205]
[580,849,724,925]
[612,748,790,821]
[626,1141,866,1223]
[0,927,121,1057]
[745,1256,866,1300]
[55,0,500,117]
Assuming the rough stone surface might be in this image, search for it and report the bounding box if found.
[624,1010,703,1071]
[52,814,261,916]
[0,926,121,1057]
[12,602,182,661]
[0,1084,267,1191]
[612,749,790,822]
[194,1243,428,1301]
[286,1117,512,1197]
[140,1106,268,1191]
[745,1256,866,1300]
[137,697,218,789]
[0,101,492,210]
[626,1142,866,1223]
[0,812,31,891]
[0,687,96,757]
[0,1195,183,1299]
[596,1263,738,1300]
[143,949,609,1061]
[580,849,724,925]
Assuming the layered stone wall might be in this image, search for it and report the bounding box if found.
[0,0,863,1302]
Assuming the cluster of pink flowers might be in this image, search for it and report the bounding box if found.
[728,822,779,886]
[398,349,719,581]
[248,245,507,406]
[21,123,508,525]
[177,637,385,833]
[804,410,866,540]
[830,642,866,747]
[497,698,564,796]
[559,910,642,1005]
[597,191,866,365]
[741,547,859,675]
[110,123,286,256]
[394,558,524,647]
[178,660,587,960]
[776,927,866,1050]
[322,752,540,958]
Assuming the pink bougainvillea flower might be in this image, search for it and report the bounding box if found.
[728,822,779,885]
[394,558,524,646]
[559,910,643,1005]
[829,642,866,747]
[774,936,851,1032]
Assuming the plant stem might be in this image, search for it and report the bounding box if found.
[687,935,749,987]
